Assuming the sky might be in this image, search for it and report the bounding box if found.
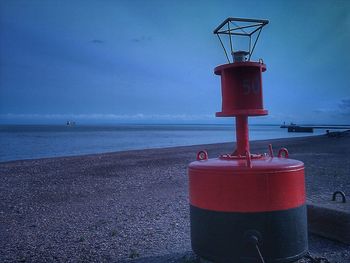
[0,0,349,125]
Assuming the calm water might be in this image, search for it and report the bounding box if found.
[0,124,328,162]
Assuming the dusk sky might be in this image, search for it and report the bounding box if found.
[0,0,349,125]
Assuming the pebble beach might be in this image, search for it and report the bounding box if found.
[1,135,350,262]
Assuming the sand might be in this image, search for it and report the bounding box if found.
[1,135,350,262]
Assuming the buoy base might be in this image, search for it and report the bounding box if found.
[190,205,308,263]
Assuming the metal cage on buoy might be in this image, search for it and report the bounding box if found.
[188,18,308,263]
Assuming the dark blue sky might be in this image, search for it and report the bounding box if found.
[0,0,349,124]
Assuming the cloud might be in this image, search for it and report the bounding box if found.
[312,98,350,118]
[338,98,350,116]
[131,36,152,43]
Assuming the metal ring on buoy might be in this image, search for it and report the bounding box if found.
[278,148,289,158]
[197,150,208,161]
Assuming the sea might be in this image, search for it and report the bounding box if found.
[0,124,329,162]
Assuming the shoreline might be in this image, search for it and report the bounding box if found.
[1,123,337,163]
[0,134,325,164]
[1,134,349,262]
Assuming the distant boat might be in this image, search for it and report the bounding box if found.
[66,121,76,126]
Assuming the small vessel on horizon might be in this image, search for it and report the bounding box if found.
[66,121,76,126]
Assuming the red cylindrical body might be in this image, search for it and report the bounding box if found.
[189,157,305,212]
[188,156,308,262]
[215,62,267,117]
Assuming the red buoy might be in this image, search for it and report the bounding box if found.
[188,18,308,263]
